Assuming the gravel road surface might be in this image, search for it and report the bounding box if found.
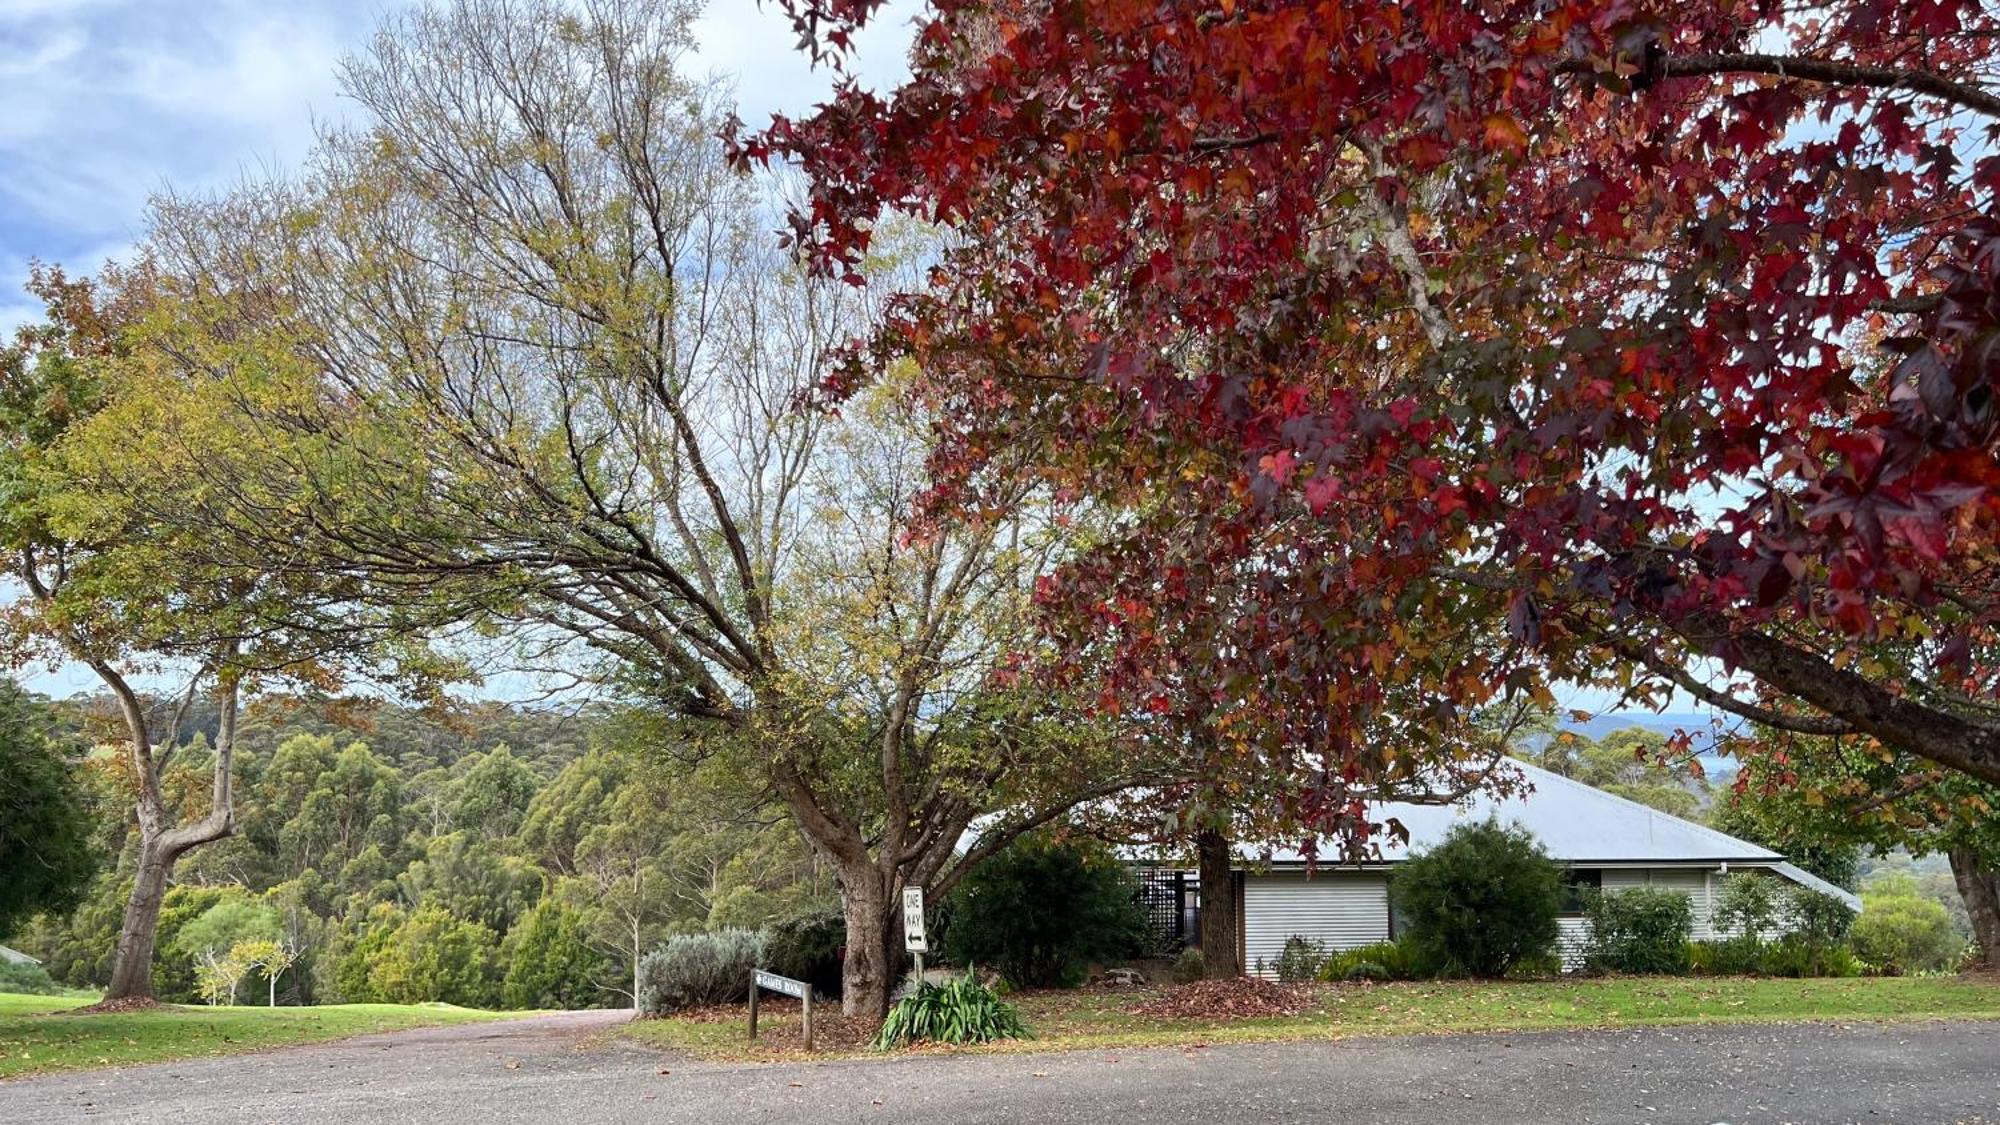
[2,1011,1994,1124]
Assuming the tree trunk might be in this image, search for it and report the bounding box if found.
[1197,827,1240,978]
[105,847,177,1002]
[269,970,278,1008]
[838,870,896,1023]
[101,668,240,1003]
[1950,848,2000,971]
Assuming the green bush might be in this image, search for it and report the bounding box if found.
[1851,893,1966,974]
[1273,935,1329,983]
[1318,939,1429,982]
[1391,819,1562,978]
[0,958,64,995]
[762,910,846,1000]
[1711,873,1783,939]
[501,900,606,1009]
[1507,949,1566,978]
[636,929,765,1015]
[0,683,100,938]
[1759,934,1860,978]
[1688,937,1764,976]
[875,972,1030,1048]
[1584,887,1694,975]
[369,906,502,1007]
[1170,947,1206,984]
[1788,887,1857,944]
[942,833,1145,988]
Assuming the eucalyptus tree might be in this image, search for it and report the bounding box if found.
[143,0,1138,1020]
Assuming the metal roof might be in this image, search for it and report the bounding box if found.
[0,945,41,966]
[1771,862,1864,912]
[1244,758,1784,866]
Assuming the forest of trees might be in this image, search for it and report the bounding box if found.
[9,694,832,1008]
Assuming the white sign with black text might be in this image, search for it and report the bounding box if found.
[902,886,927,952]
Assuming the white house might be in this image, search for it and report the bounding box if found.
[1148,758,1859,976]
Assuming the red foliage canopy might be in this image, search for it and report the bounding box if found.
[744,0,2000,812]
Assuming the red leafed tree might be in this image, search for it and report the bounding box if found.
[742,0,2000,830]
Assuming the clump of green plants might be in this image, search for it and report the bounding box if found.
[1757,933,1861,978]
[636,929,766,1016]
[1170,946,1206,984]
[1695,873,1863,979]
[1688,937,1762,975]
[874,972,1030,1048]
[1391,819,1562,978]
[1584,886,1694,975]
[1272,935,1329,982]
[1318,938,1430,982]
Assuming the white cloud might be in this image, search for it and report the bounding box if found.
[0,2,395,279]
[689,0,922,125]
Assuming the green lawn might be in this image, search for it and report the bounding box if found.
[0,992,519,1080]
[619,975,2000,1061]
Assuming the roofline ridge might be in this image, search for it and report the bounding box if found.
[1504,755,1783,861]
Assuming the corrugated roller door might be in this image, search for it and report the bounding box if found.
[1242,872,1390,978]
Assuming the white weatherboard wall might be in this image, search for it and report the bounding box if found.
[1604,868,1720,938]
[1243,865,1738,976]
[1243,871,1389,976]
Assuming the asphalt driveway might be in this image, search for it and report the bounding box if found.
[1,1011,1994,1124]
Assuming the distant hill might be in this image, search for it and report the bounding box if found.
[1559,711,1717,744]
[1551,711,1740,776]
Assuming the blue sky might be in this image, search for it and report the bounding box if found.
[0,0,922,333]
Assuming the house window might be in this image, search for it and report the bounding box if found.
[1559,869,1602,915]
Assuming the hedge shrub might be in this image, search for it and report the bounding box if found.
[1583,886,1693,975]
[1850,893,1965,974]
[763,910,845,999]
[1710,872,1783,939]
[1758,933,1861,978]
[1170,947,1206,984]
[636,929,765,1015]
[501,900,606,1010]
[1689,937,1763,976]
[1390,819,1562,978]
[942,833,1145,988]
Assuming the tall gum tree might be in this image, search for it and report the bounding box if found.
[141,0,1140,1021]
[748,0,2000,824]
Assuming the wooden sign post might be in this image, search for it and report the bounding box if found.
[750,969,813,1050]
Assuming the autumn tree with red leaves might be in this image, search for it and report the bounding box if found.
[747,1,2000,852]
